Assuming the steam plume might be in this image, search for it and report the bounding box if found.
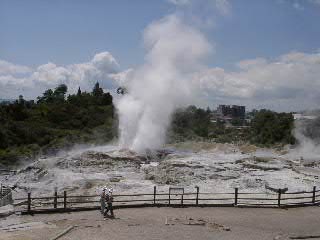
[116,14,211,153]
[291,115,320,161]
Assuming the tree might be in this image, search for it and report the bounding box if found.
[101,92,113,105]
[92,82,103,97]
[18,95,25,106]
[77,87,82,96]
[37,89,54,104]
[54,84,68,101]
[250,110,295,145]
[0,128,8,148]
[0,82,115,166]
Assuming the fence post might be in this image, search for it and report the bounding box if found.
[27,192,31,213]
[181,193,184,206]
[64,191,67,209]
[312,186,316,204]
[278,189,281,207]
[168,189,171,206]
[234,188,238,206]
[153,186,156,205]
[54,187,58,209]
[195,186,199,205]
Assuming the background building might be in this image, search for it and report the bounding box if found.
[217,105,246,119]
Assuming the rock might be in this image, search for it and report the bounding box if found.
[209,174,220,179]
[110,177,121,182]
[242,163,281,171]
[0,205,14,218]
[274,235,283,240]
[223,226,231,231]
[265,183,288,193]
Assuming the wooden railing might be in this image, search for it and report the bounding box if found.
[14,186,320,214]
[0,184,13,207]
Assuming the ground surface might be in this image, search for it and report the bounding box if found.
[2,142,320,200]
[1,206,320,240]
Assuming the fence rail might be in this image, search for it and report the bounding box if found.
[14,186,320,215]
[0,184,13,207]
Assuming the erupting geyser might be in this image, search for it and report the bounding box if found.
[116,15,212,153]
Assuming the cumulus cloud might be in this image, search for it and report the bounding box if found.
[91,52,119,73]
[278,0,320,10]
[0,52,120,99]
[195,51,320,111]
[2,48,320,113]
[167,0,191,6]
[0,60,31,75]
[293,2,304,10]
[215,0,231,16]
[309,0,320,5]
[167,0,231,16]
[109,68,134,86]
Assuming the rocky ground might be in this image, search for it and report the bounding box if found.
[1,142,320,199]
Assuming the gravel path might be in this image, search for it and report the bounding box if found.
[1,206,320,240]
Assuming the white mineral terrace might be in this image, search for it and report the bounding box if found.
[1,142,319,199]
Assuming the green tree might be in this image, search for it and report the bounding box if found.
[18,95,25,105]
[53,84,68,102]
[77,87,82,96]
[250,110,295,145]
[92,82,103,97]
[37,89,54,104]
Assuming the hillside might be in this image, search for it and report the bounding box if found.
[0,83,116,167]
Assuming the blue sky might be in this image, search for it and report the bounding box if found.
[1,0,319,69]
[1,0,320,111]
[0,0,171,68]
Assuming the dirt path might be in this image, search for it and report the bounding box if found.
[1,206,320,240]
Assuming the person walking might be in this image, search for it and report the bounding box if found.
[100,186,107,216]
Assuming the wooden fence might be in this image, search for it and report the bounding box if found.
[14,186,320,215]
[0,184,13,207]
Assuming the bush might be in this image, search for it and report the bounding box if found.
[250,110,295,145]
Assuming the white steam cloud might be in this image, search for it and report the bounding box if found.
[116,14,211,153]
[289,115,320,161]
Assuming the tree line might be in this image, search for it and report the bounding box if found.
[0,84,298,166]
[0,83,115,166]
[170,106,295,146]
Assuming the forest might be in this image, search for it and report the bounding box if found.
[0,83,115,166]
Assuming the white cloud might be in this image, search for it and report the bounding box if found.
[195,51,320,111]
[109,68,134,86]
[279,0,320,10]
[308,0,320,6]
[167,0,231,16]
[2,49,320,112]
[0,52,120,99]
[0,60,32,75]
[293,2,304,10]
[91,52,119,73]
[167,0,191,6]
[215,0,231,16]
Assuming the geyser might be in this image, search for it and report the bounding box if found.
[116,14,211,153]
